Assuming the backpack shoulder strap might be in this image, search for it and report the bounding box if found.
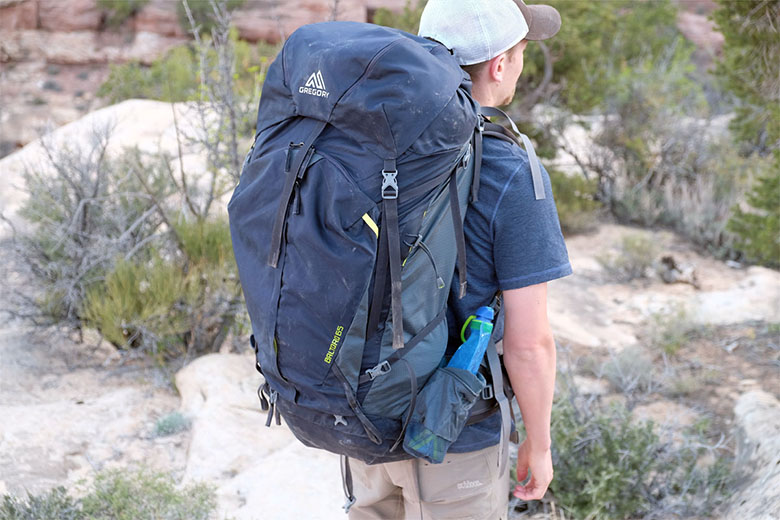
[480,106,546,201]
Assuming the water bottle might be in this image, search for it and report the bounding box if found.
[448,306,494,374]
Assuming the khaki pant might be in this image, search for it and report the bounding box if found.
[348,444,509,520]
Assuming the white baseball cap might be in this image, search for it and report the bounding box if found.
[419,0,562,66]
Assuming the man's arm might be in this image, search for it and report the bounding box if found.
[502,282,556,500]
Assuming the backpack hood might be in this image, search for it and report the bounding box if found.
[257,21,478,160]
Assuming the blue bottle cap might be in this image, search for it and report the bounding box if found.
[475,306,494,321]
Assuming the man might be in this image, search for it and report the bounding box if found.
[347,1,571,518]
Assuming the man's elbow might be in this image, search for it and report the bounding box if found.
[504,331,556,363]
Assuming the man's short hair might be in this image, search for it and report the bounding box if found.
[461,40,525,79]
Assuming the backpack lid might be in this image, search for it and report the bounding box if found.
[257,21,477,161]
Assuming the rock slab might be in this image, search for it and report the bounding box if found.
[725,391,780,519]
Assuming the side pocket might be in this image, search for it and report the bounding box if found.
[403,366,486,464]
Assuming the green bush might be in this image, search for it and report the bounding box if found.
[98,0,149,28]
[518,0,687,115]
[547,383,732,519]
[0,469,218,520]
[551,398,658,518]
[98,45,199,103]
[597,233,658,281]
[600,346,656,398]
[155,412,192,437]
[0,487,80,520]
[549,169,601,235]
[81,470,216,520]
[373,0,427,34]
[648,304,699,357]
[712,0,780,156]
[727,152,780,268]
[98,32,269,106]
[15,142,169,325]
[82,216,241,357]
[82,254,192,352]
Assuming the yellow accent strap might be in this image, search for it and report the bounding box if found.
[362,213,379,237]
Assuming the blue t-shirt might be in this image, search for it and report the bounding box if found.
[446,133,572,453]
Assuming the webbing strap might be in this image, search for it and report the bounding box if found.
[366,213,389,337]
[484,122,521,147]
[340,456,356,513]
[486,338,511,477]
[383,164,405,350]
[390,359,417,452]
[449,171,468,299]
[267,120,328,267]
[333,365,383,445]
[358,306,447,385]
[480,106,545,201]
[472,120,484,202]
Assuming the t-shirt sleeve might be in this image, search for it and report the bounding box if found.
[492,160,572,290]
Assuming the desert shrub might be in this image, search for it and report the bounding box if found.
[546,382,733,519]
[0,469,217,520]
[82,254,193,353]
[647,304,699,357]
[82,216,241,357]
[597,233,658,282]
[600,346,657,400]
[98,32,268,109]
[12,137,169,326]
[154,412,191,437]
[98,45,198,103]
[712,0,780,156]
[0,487,80,520]
[548,169,601,235]
[81,469,217,520]
[98,0,149,28]
[727,153,780,268]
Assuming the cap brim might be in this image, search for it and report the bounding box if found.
[516,2,561,41]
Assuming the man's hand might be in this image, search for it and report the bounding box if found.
[513,439,553,501]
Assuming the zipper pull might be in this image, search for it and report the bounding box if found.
[292,181,302,215]
[417,238,445,289]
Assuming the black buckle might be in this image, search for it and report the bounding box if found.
[381,169,398,199]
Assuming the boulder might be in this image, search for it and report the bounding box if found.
[0,0,37,30]
[175,353,344,520]
[725,391,780,518]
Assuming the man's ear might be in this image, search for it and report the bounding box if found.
[488,53,508,83]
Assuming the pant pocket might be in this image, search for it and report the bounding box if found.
[403,366,486,463]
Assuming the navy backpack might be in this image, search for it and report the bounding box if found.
[227,23,544,503]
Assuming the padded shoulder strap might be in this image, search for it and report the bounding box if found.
[480,107,546,201]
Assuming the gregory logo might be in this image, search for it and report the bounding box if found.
[299,70,330,98]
